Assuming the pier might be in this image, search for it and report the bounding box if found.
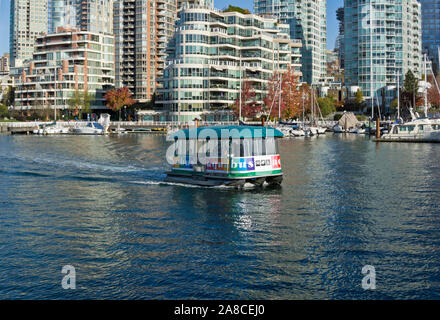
[0,121,241,135]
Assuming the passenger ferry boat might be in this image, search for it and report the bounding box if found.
[165,125,284,188]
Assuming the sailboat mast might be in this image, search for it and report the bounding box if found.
[424,54,428,117]
[239,53,242,122]
[310,85,314,125]
[370,1,374,119]
[397,73,400,120]
[278,73,281,121]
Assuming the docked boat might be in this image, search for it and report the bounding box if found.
[33,121,70,135]
[380,118,440,142]
[165,125,284,188]
[71,113,110,135]
[72,122,105,135]
[333,124,345,133]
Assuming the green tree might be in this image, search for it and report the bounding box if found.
[222,5,251,14]
[317,96,336,118]
[67,89,94,119]
[2,86,15,106]
[403,70,418,108]
[355,89,364,108]
[0,104,8,118]
[390,98,398,111]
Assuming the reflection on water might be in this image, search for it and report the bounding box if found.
[0,134,440,299]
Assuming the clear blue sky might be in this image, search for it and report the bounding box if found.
[0,0,343,55]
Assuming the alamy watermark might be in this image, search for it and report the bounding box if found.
[61,265,76,290]
[362,265,376,290]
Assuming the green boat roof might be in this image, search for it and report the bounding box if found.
[169,125,284,139]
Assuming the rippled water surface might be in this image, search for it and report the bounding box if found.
[1,133,440,299]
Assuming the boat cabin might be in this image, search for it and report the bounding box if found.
[166,125,284,187]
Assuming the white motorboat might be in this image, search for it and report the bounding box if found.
[72,122,105,135]
[317,127,327,134]
[308,127,318,136]
[291,129,305,137]
[33,122,70,135]
[333,124,345,133]
[71,114,110,135]
[381,118,440,142]
[348,126,366,134]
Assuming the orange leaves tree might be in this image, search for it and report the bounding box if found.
[104,87,135,120]
[263,67,302,120]
[427,74,440,108]
[233,80,261,120]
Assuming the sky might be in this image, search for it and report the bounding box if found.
[0,0,343,55]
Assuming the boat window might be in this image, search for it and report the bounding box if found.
[253,138,263,156]
[230,138,240,158]
[261,138,267,155]
[407,126,415,132]
[399,126,407,132]
[265,137,276,155]
[393,126,399,134]
[198,139,207,156]
[418,125,424,131]
[220,139,229,158]
[175,138,185,157]
[241,138,252,157]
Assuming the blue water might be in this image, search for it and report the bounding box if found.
[0,133,440,299]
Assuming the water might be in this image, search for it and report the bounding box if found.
[0,133,440,299]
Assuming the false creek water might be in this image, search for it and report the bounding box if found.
[0,133,439,299]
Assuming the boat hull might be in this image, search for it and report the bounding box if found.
[72,128,103,135]
[164,172,283,188]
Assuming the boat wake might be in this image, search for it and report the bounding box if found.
[128,180,235,189]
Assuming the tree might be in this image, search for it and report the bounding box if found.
[233,80,260,120]
[355,89,364,110]
[280,67,302,119]
[104,87,136,121]
[67,89,94,119]
[427,74,440,109]
[0,104,8,118]
[317,96,337,118]
[222,5,251,14]
[403,70,418,108]
[2,86,15,107]
[263,68,302,120]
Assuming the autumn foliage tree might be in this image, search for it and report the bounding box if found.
[233,80,261,120]
[263,67,302,120]
[427,74,440,109]
[104,87,136,120]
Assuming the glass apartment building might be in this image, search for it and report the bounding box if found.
[156,5,302,122]
[254,0,327,85]
[114,0,177,102]
[49,0,113,35]
[10,0,48,67]
[421,0,440,73]
[49,0,77,33]
[13,28,114,111]
[344,0,422,108]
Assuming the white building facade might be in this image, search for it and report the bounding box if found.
[344,0,422,109]
[155,5,302,122]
